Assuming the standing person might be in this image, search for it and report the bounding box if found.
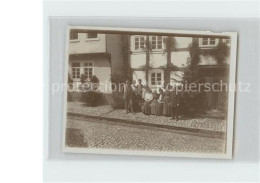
[135,79,143,112]
[156,88,164,116]
[131,80,137,112]
[171,86,180,121]
[163,87,171,116]
[142,86,153,115]
[150,90,159,115]
[123,80,133,114]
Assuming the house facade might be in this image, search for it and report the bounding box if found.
[130,35,191,88]
[68,31,125,93]
[129,35,231,110]
[198,37,230,110]
[68,31,230,110]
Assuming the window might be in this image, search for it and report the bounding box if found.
[209,38,215,45]
[71,63,80,79]
[134,36,145,50]
[70,31,78,40]
[87,33,98,39]
[202,38,208,45]
[201,38,217,46]
[223,39,231,44]
[151,72,162,85]
[71,62,94,80]
[83,62,93,79]
[151,36,163,50]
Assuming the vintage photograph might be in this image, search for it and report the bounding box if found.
[62,26,237,159]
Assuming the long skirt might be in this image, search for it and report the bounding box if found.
[142,100,152,115]
[150,100,159,115]
[135,94,143,112]
[163,96,171,116]
[156,102,163,116]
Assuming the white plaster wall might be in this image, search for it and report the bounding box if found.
[132,71,145,84]
[131,50,190,69]
[150,53,167,68]
[175,37,192,48]
[96,66,112,93]
[69,33,106,54]
[130,36,191,69]
[131,52,167,69]
[130,53,146,68]
[171,51,190,67]
[70,58,112,93]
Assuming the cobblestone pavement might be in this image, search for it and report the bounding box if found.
[67,102,226,132]
[104,109,226,132]
[66,118,225,153]
[67,102,113,116]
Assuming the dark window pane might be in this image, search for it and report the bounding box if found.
[72,63,80,67]
[202,38,208,45]
[210,38,215,45]
[70,31,78,40]
[87,33,98,39]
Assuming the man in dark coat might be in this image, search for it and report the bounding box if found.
[135,79,143,112]
[123,80,134,114]
[170,86,180,121]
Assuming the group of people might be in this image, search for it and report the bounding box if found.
[123,79,180,120]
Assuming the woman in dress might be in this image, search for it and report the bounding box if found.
[142,86,153,115]
[156,88,164,116]
[150,90,159,115]
[163,88,171,116]
[131,80,137,112]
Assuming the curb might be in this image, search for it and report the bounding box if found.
[203,115,225,120]
[67,112,225,139]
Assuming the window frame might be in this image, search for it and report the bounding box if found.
[133,36,145,51]
[86,33,99,41]
[71,62,81,79]
[150,36,163,51]
[83,61,94,81]
[223,39,231,44]
[69,32,80,42]
[150,72,162,86]
[70,61,95,81]
[199,38,219,47]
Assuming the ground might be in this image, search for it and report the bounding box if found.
[67,102,226,132]
[65,102,226,153]
[66,117,225,153]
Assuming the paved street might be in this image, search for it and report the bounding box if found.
[66,117,225,153]
[67,102,226,132]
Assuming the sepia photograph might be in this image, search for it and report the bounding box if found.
[62,26,237,159]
